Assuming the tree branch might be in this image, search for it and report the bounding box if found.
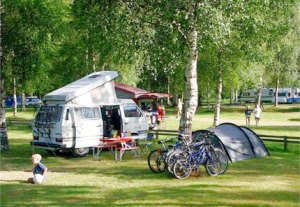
[172,21,187,40]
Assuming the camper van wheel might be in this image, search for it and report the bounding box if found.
[72,147,90,157]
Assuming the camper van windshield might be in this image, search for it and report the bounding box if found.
[36,106,63,124]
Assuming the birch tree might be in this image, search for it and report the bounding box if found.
[0,1,8,151]
[119,1,218,139]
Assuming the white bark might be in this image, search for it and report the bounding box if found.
[256,77,263,107]
[167,77,171,106]
[92,46,96,72]
[85,48,89,71]
[206,82,211,111]
[213,74,222,126]
[13,78,17,116]
[179,29,198,142]
[0,4,9,150]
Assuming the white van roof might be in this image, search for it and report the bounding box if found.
[118,99,136,104]
[43,71,118,103]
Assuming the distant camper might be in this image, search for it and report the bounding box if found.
[239,88,300,103]
[31,71,148,157]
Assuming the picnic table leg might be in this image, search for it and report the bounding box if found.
[93,147,96,160]
[119,150,125,161]
[114,146,118,161]
[93,147,101,160]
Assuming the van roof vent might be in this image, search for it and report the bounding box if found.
[89,74,102,79]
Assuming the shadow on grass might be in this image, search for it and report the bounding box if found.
[263,106,300,113]
[289,118,300,122]
[1,182,299,206]
[7,125,32,133]
[1,142,299,206]
[6,117,33,122]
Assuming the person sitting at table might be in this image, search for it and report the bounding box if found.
[111,108,121,131]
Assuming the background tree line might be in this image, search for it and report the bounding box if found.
[0,0,299,141]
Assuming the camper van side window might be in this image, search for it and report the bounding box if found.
[278,92,286,97]
[124,105,141,117]
[74,107,100,120]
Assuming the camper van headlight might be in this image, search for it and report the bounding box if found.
[56,138,63,143]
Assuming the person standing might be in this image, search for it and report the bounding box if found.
[245,105,252,126]
[253,104,262,126]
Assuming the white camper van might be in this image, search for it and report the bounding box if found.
[239,88,275,103]
[31,71,148,157]
[274,88,300,103]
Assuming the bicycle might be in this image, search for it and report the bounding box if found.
[172,133,229,179]
[147,137,176,173]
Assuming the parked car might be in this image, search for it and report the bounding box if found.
[25,96,43,107]
[5,96,21,107]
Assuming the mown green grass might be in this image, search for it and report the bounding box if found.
[1,104,299,206]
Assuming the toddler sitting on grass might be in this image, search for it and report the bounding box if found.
[28,154,47,184]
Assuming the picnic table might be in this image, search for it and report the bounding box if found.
[93,137,140,161]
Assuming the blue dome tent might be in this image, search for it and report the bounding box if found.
[207,123,269,162]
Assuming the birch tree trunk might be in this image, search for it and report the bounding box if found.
[0,108,8,151]
[213,73,222,126]
[230,89,234,105]
[167,77,171,106]
[256,77,263,107]
[235,89,238,103]
[21,92,26,112]
[0,4,9,150]
[206,82,211,111]
[13,78,17,116]
[92,46,96,72]
[179,28,198,142]
[213,48,224,126]
[275,78,279,107]
[85,48,89,72]
[0,78,9,151]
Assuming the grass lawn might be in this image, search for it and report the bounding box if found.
[1,104,299,206]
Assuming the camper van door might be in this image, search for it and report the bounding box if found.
[121,103,148,139]
[73,106,103,148]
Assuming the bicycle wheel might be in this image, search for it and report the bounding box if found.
[205,148,228,176]
[173,159,192,179]
[147,149,167,173]
[166,150,183,175]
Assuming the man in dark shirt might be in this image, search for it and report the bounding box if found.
[245,105,252,126]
